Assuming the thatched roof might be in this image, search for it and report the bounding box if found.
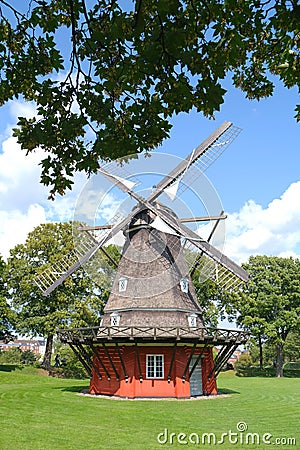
[102,207,204,328]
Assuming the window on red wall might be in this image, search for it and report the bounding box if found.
[146,354,164,379]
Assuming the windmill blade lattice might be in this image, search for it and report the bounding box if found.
[91,164,248,287]
[184,241,244,291]
[34,227,110,294]
[86,151,248,290]
[34,209,128,296]
[165,125,241,198]
[148,121,241,201]
[149,203,248,285]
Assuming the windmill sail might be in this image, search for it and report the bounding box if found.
[34,120,248,297]
[96,159,248,287]
[34,207,140,296]
[152,205,248,285]
[148,121,241,201]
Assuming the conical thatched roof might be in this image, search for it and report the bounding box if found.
[101,206,204,328]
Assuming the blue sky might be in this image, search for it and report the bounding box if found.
[162,77,300,212]
[0,74,299,264]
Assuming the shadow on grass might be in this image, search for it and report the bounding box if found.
[0,364,23,372]
[217,387,240,395]
[58,385,90,393]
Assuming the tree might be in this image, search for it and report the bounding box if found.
[5,222,112,369]
[0,255,15,342]
[0,1,299,198]
[284,331,300,362]
[227,255,300,377]
[192,274,221,327]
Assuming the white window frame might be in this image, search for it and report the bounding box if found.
[188,313,197,328]
[118,277,128,292]
[146,354,164,379]
[180,277,189,293]
[110,312,120,326]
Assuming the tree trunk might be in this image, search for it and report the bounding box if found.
[276,343,284,378]
[258,334,263,369]
[41,334,54,370]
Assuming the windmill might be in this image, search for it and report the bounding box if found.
[35,121,249,398]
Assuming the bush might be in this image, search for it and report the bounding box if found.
[235,365,300,378]
[21,350,38,365]
[234,353,253,370]
[236,366,276,377]
[0,348,38,365]
[0,347,23,364]
[284,361,300,370]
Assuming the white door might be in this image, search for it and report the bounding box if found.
[189,357,203,396]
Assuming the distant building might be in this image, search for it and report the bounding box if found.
[228,348,242,364]
[0,339,46,356]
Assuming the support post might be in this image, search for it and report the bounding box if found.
[69,343,92,378]
[167,342,177,382]
[189,344,207,379]
[182,343,197,381]
[76,342,104,381]
[90,343,112,380]
[135,343,143,381]
[116,343,128,381]
[214,344,239,378]
[102,343,120,380]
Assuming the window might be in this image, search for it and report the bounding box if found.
[146,354,164,379]
[180,277,189,293]
[118,277,128,292]
[188,313,197,328]
[110,312,120,326]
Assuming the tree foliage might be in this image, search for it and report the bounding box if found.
[0,255,15,342]
[227,255,300,377]
[284,331,300,362]
[5,222,108,369]
[0,1,299,197]
[192,274,221,327]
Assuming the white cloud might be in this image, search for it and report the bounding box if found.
[8,100,37,122]
[225,181,300,263]
[0,100,88,258]
[0,204,46,259]
[0,136,45,210]
[0,100,45,211]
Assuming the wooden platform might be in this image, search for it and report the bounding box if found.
[58,325,249,345]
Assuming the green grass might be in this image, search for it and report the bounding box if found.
[0,367,299,450]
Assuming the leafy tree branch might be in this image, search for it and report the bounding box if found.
[0,0,298,198]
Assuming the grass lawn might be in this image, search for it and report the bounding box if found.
[0,366,299,449]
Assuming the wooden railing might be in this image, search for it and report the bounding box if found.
[58,325,249,344]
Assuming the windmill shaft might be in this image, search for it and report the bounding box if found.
[79,224,113,231]
[147,121,232,202]
[180,214,227,223]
